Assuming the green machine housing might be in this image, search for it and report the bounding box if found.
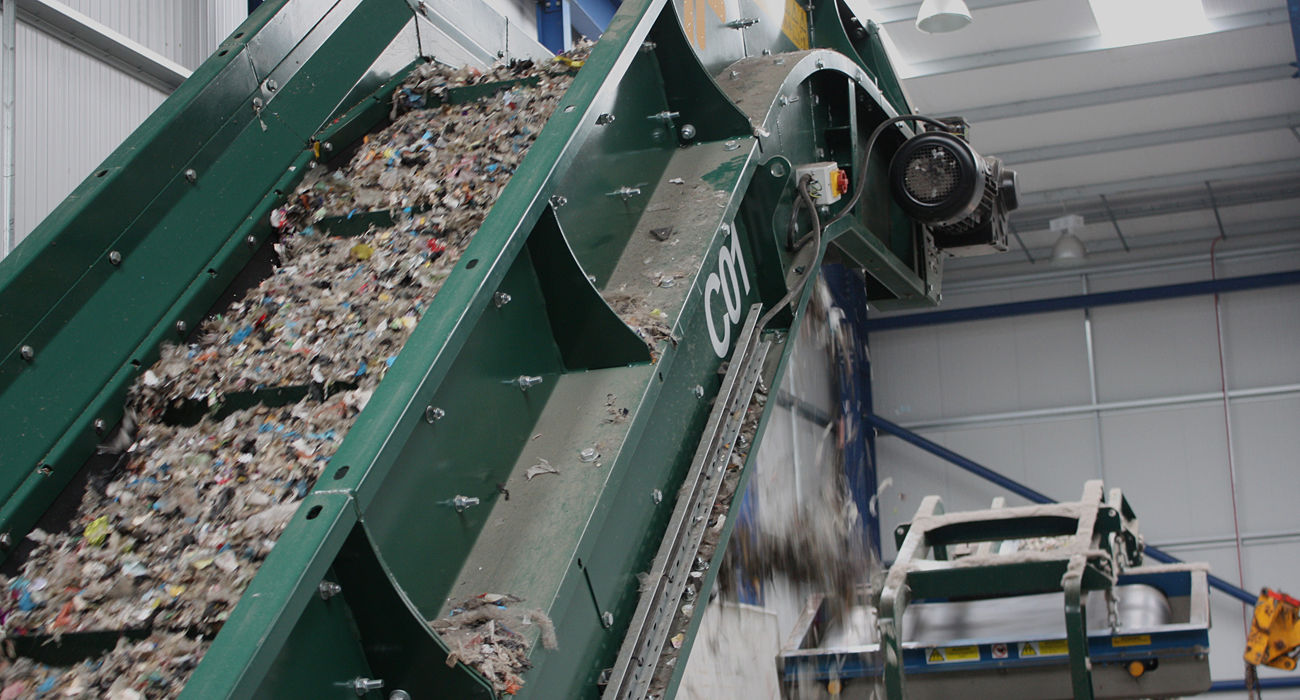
[0,0,952,696]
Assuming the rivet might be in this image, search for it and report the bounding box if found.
[19,345,34,362]
[318,580,343,600]
[108,250,122,266]
[184,168,197,183]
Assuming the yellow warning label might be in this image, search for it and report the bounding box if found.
[781,0,810,50]
[1112,634,1152,647]
[1022,640,1070,657]
[926,645,980,663]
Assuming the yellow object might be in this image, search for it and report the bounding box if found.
[1127,661,1146,678]
[826,678,842,695]
[83,516,111,546]
[351,243,375,260]
[1245,589,1300,671]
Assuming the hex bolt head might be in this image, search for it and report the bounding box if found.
[318,580,343,600]
[108,250,123,266]
[595,113,615,126]
[723,140,740,151]
[680,124,697,141]
[0,532,10,548]
[601,611,614,628]
[651,489,663,504]
[352,677,384,696]
[175,320,188,334]
[323,141,333,151]
[516,375,543,391]
[493,291,512,308]
[245,235,258,248]
[184,168,198,184]
[266,78,278,92]
[93,418,107,435]
[425,406,445,423]
[19,345,34,362]
[579,447,598,463]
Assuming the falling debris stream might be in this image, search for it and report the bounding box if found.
[0,50,589,698]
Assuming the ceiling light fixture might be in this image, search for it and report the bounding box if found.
[916,0,973,34]
[1049,214,1086,267]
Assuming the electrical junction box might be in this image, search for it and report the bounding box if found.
[795,161,849,204]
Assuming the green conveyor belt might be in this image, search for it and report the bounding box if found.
[0,0,936,696]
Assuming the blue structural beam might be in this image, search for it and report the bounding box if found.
[1290,0,1300,77]
[570,0,620,39]
[1209,677,1300,692]
[536,0,572,53]
[866,269,1300,332]
[866,413,1259,606]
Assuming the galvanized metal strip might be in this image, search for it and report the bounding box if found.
[603,302,770,700]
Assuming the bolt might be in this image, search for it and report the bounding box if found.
[451,495,481,512]
[0,533,10,548]
[175,320,188,335]
[778,96,788,106]
[729,70,739,80]
[493,291,512,308]
[108,250,122,266]
[596,113,615,126]
[601,611,614,628]
[389,692,411,700]
[93,418,107,435]
[424,406,445,423]
[579,447,598,463]
[761,48,772,55]
[723,140,740,151]
[692,384,705,398]
[652,489,662,504]
[19,345,34,362]
[549,194,568,208]
[679,123,697,141]
[816,59,825,69]
[184,168,198,184]
[352,677,384,696]
[563,105,575,113]
[36,464,52,476]
[266,78,278,92]
[640,40,657,52]
[246,235,258,248]
[608,186,642,201]
[516,375,543,391]
[319,580,343,600]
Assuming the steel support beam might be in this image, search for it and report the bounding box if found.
[866,269,1300,331]
[1001,113,1300,166]
[1018,158,1300,208]
[901,8,1288,78]
[1012,176,1300,234]
[536,0,571,53]
[955,65,1294,122]
[1290,0,1299,77]
[570,0,618,39]
[866,413,1258,605]
[1208,678,1300,692]
[15,0,190,92]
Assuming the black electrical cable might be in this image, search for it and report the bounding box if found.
[825,114,949,230]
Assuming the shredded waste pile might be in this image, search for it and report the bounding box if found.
[431,594,558,696]
[0,47,586,698]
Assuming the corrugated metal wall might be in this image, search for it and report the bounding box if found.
[12,0,245,246]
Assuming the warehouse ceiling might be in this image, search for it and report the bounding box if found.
[856,0,1300,278]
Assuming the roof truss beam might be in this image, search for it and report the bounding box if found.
[901,7,1288,78]
[954,64,1293,122]
[1000,112,1300,165]
[1018,158,1300,207]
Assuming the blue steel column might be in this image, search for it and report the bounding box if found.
[1289,0,1300,77]
[824,264,880,554]
[570,0,621,39]
[536,0,573,53]
[865,413,1259,606]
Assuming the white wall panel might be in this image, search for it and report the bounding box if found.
[870,253,1300,688]
[60,0,246,69]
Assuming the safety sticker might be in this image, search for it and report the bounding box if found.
[926,645,980,664]
[991,643,1009,659]
[781,0,810,50]
[1021,640,1070,657]
[1112,634,1152,647]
